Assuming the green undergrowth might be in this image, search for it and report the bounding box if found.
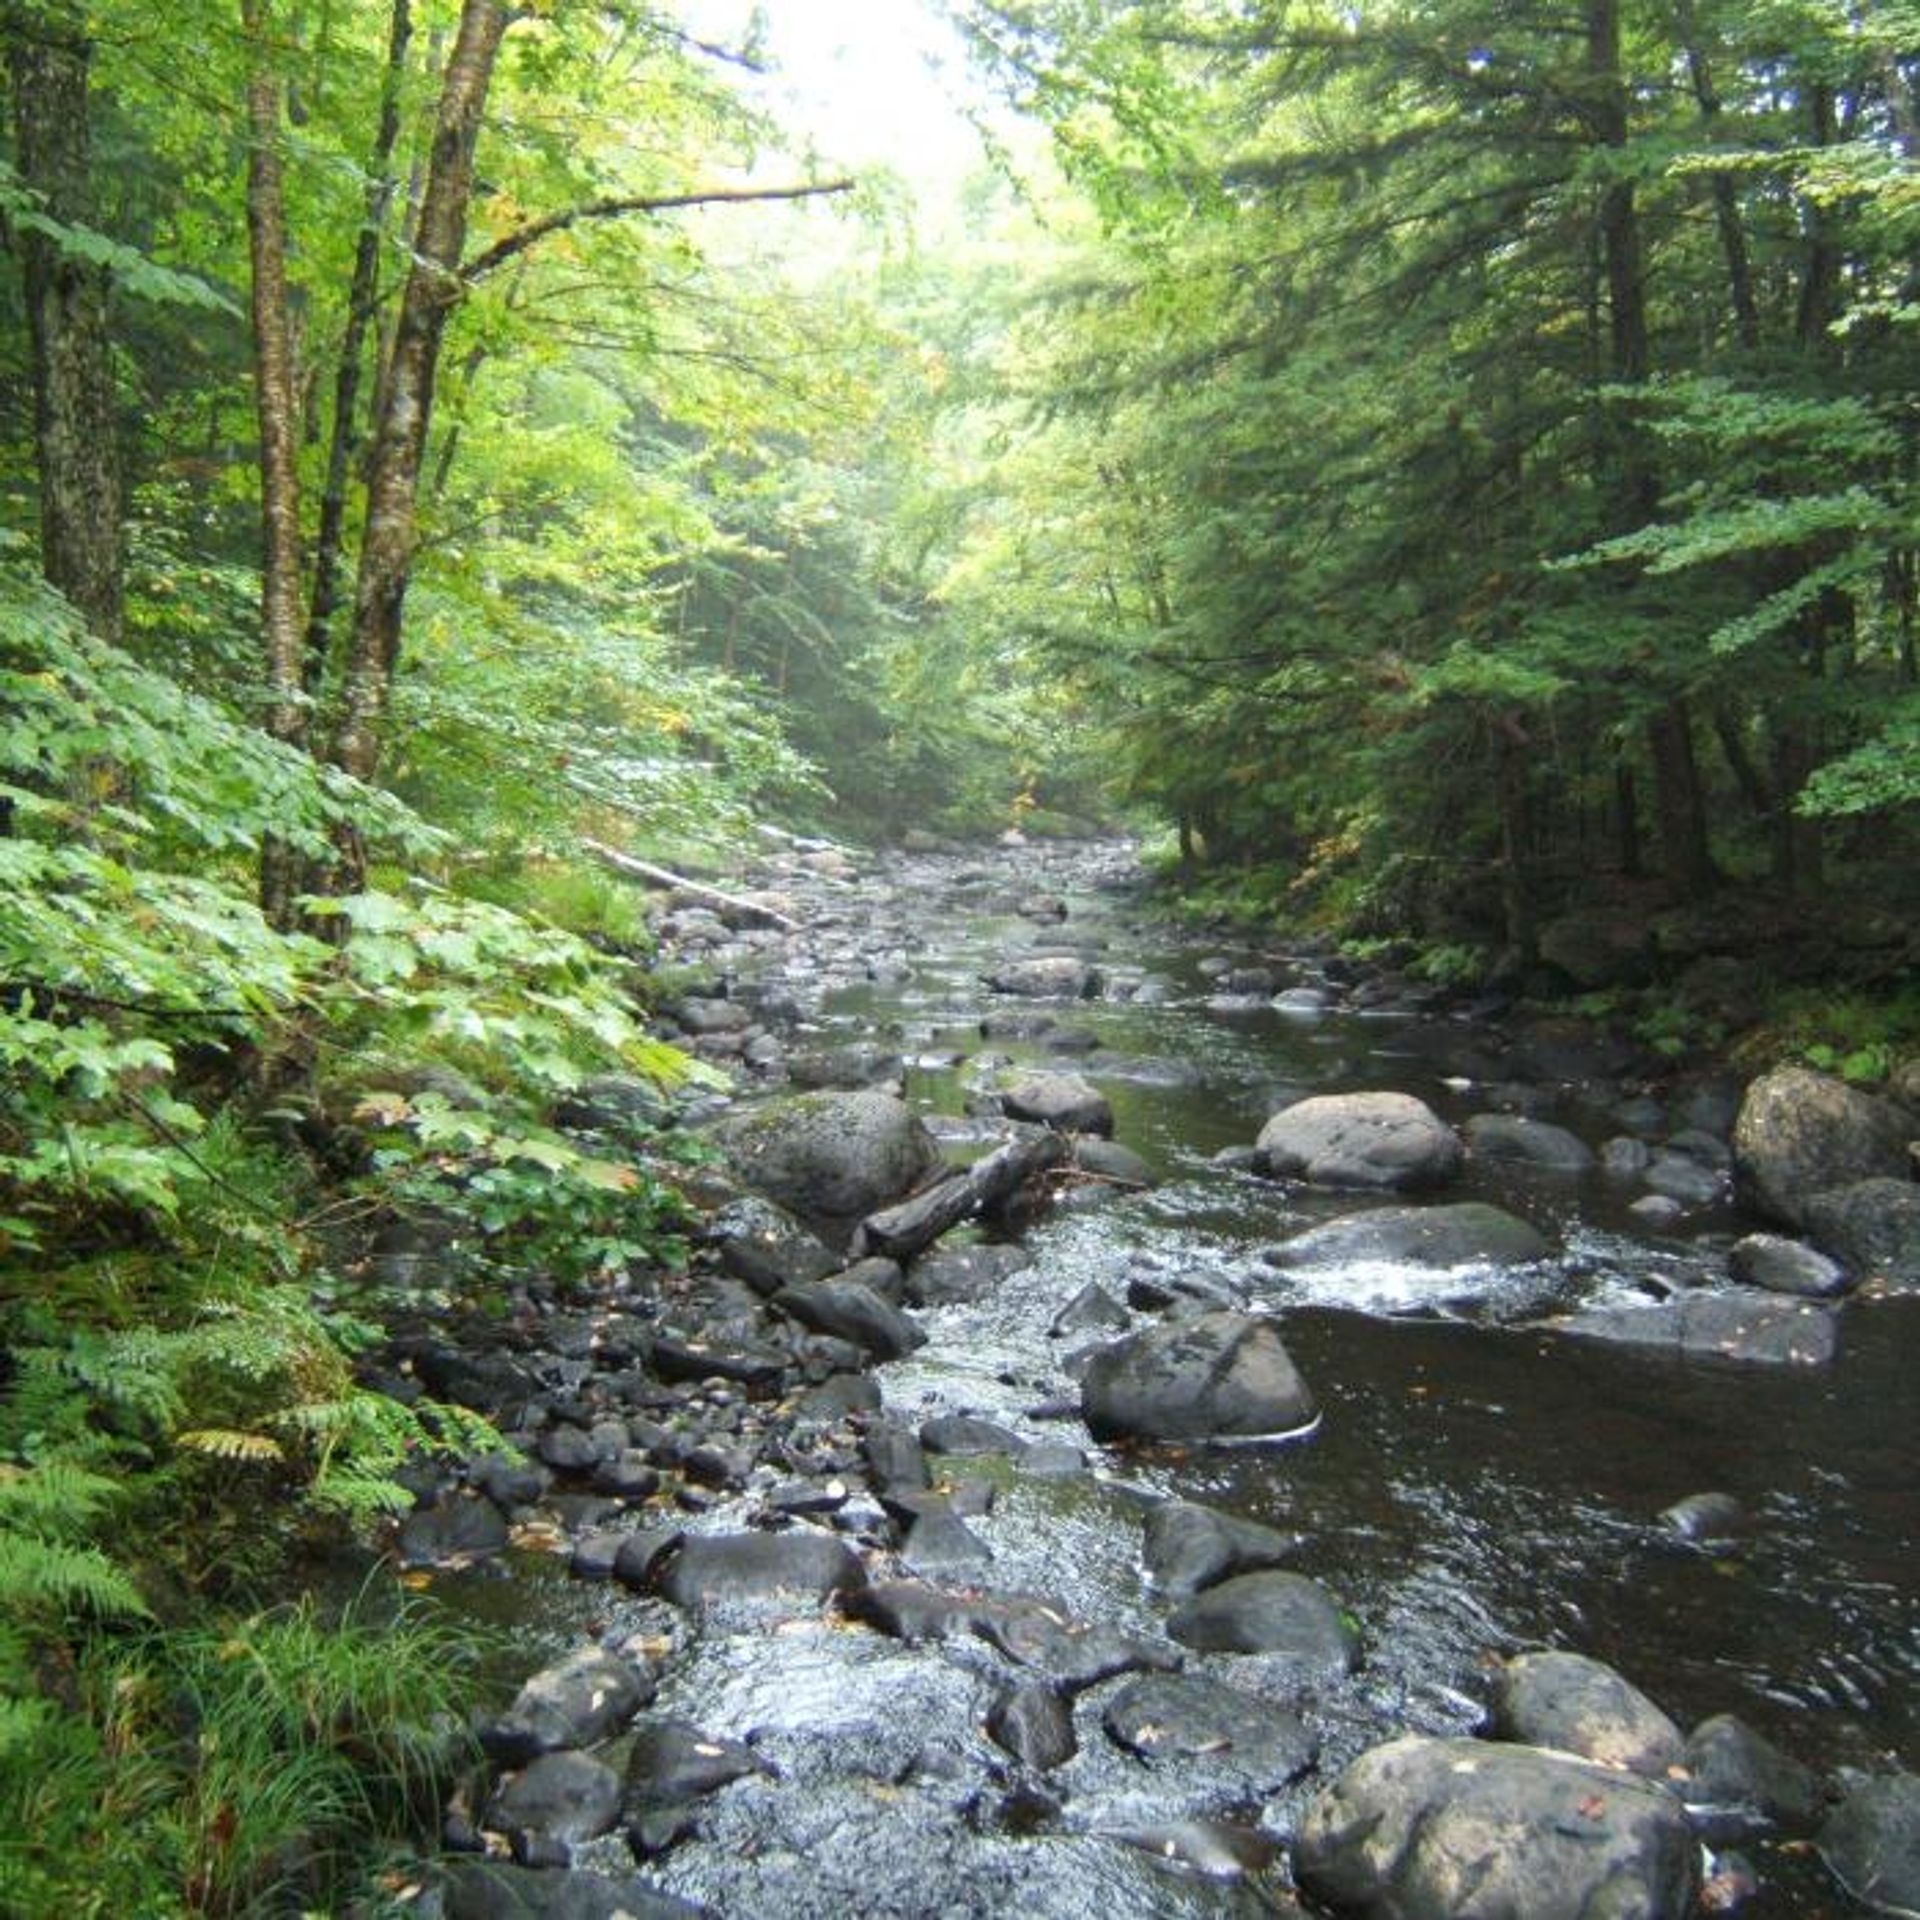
[1,564,705,1908]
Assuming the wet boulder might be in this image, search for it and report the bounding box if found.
[1728,1231,1851,1299]
[985,955,1101,999]
[398,1492,509,1568]
[771,1277,927,1361]
[1256,1092,1464,1192]
[1804,1178,1920,1286]
[705,1195,839,1297]
[439,1860,705,1920]
[1495,1650,1684,1778]
[1142,1499,1303,1599]
[906,1241,1031,1308]
[1081,1310,1317,1443]
[1553,1292,1840,1367]
[714,1091,941,1243]
[625,1716,770,1815]
[1103,1672,1317,1790]
[485,1749,625,1848]
[1683,1713,1819,1836]
[1296,1734,1697,1919]
[1732,1066,1912,1228]
[656,1529,867,1611]
[986,1682,1078,1771]
[973,1605,1180,1692]
[1166,1569,1358,1676]
[479,1646,655,1765]
[1071,1137,1155,1187]
[1265,1202,1548,1270]
[1464,1113,1596,1172]
[1818,1770,1920,1916]
[1001,1070,1114,1136]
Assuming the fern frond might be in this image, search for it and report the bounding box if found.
[175,1429,285,1464]
[0,1534,149,1621]
[0,1461,126,1540]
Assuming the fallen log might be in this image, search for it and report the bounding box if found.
[852,1129,1069,1263]
[581,837,801,932]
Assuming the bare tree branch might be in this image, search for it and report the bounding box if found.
[461,176,856,283]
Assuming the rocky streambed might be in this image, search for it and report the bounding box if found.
[384,836,1920,1920]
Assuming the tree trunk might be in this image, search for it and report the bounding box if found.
[1674,0,1760,351]
[4,1,124,643]
[328,0,509,838]
[303,0,412,696]
[240,0,309,923]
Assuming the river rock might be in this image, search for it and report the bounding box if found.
[1081,1310,1317,1443]
[1804,1178,1920,1285]
[1257,1091,1464,1191]
[440,1860,705,1920]
[1265,1202,1548,1270]
[1464,1113,1597,1171]
[985,955,1100,999]
[921,1414,1023,1455]
[1732,1065,1912,1228]
[1728,1231,1851,1298]
[1142,1499,1303,1598]
[987,1682,1078,1770]
[973,1606,1180,1691]
[1683,1713,1819,1835]
[1051,1280,1130,1337]
[706,1195,839,1296]
[771,1277,927,1360]
[398,1492,510,1568]
[1072,1136,1154,1186]
[1818,1770,1920,1915]
[1553,1291,1839,1366]
[626,1716,770,1812]
[485,1748,625,1847]
[785,1042,904,1091]
[1000,1070,1114,1136]
[901,1506,992,1575]
[1296,1734,1697,1919]
[1102,1820,1277,1878]
[1657,1491,1746,1552]
[1642,1150,1725,1207]
[905,1241,1030,1306]
[480,1646,656,1765]
[656,1529,867,1611]
[1102,1673,1317,1789]
[714,1090,941,1242]
[1166,1569,1358,1674]
[1495,1650,1684,1777]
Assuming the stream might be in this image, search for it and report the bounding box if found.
[425,837,1919,1918]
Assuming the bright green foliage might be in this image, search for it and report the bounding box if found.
[0,1594,481,1918]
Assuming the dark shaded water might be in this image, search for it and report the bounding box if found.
[457,841,1917,1915]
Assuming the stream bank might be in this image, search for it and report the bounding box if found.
[387,835,1920,1920]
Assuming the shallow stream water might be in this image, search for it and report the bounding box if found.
[451,840,1918,1917]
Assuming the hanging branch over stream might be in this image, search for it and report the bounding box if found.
[581,837,801,931]
[461,177,856,284]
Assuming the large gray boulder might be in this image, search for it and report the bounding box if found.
[715,1090,941,1242]
[1167,1569,1359,1676]
[1804,1178,1920,1286]
[1081,1310,1317,1443]
[1266,1202,1548,1270]
[1296,1734,1698,1919]
[1495,1650,1683,1779]
[1257,1092,1464,1191]
[1732,1066,1912,1228]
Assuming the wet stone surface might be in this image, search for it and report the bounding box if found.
[399,836,1920,1918]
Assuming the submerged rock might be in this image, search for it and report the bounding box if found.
[1464,1113,1596,1171]
[1296,1734,1697,1919]
[1257,1091,1464,1191]
[1683,1713,1819,1836]
[1000,1070,1114,1136]
[1264,1201,1548,1270]
[1552,1291,1840,1367]
[1103,1672,1317,1789]
[1081,1310,1317,1443]
[985,955,1101,999]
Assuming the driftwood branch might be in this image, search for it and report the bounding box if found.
[582,837,800,932]
[463,177,857,284]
